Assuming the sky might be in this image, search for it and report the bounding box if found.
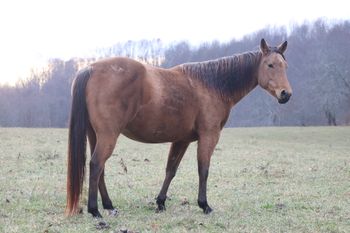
[0,0,349,85]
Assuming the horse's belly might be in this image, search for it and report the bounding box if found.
[122,107,197,143]
[122,122,197,143]
[122,129,183,143]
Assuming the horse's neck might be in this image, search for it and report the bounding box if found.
[228,73,258,105]
[181,51,260,104]
[220,54,260,105]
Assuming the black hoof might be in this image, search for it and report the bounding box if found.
[156,204,166,213]
[198,200,213,214]
[203,206,213,214]
[156,196,166,213]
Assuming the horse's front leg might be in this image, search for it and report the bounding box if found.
[156,141,190,212]
[197,132,220,214]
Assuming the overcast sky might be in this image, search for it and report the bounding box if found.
[0,0,349,85]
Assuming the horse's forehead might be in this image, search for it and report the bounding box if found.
[268,53,286,65]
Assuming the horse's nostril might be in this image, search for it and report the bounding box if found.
[280,90,291,100]
[281,90,287,97]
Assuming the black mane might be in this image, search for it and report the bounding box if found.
[181,51,262,100]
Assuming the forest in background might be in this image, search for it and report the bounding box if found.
[0,19,349,127]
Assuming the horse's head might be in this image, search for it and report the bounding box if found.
[258,39,292,104]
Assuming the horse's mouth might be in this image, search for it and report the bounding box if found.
[278,97,290,104]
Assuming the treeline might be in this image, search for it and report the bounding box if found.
[0,19,349,127]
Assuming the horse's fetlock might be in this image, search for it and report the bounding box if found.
[198,200,208,209]
[156,196,166,205]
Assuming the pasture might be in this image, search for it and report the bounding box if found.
[0,127,349,232]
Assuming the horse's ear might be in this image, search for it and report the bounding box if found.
[277,41,288,54]
[260,38,269,55]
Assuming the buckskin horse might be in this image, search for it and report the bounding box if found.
[66,39,292,218]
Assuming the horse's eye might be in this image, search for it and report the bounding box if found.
[268,64,274,68]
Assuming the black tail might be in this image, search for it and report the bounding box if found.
[66,67,92,216]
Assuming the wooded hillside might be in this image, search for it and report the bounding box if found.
[0,19,349,127]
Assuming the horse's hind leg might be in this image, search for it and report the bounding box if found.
[87,124,117,216]
[156,141,190,212]
[88,132,118,218]
[99,170,118,215]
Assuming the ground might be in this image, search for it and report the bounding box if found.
[0,127,349,232]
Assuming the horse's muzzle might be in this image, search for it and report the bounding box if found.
[278,90,291,104]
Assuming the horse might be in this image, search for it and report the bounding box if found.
[66,39,292,218]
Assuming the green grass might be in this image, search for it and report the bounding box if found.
[0,127,349,232]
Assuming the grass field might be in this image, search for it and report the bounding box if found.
[0,127,349,233]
